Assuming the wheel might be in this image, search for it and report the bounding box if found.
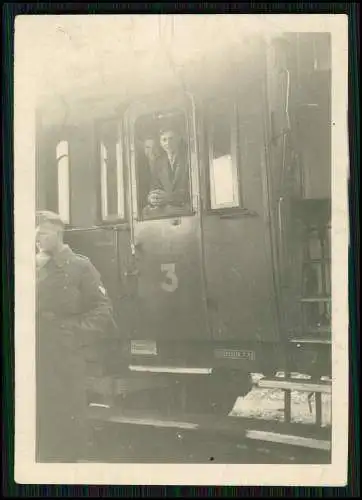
[182,369,253,415]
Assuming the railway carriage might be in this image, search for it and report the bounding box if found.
[35,19,331,420]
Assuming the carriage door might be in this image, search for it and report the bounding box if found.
[200,92,280,355]
[124,95,211,362]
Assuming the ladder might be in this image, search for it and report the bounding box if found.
[259,199,332,427]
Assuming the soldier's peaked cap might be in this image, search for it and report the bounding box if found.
[36,210,65,228]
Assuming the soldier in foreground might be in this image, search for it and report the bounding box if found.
[35,210,115,462]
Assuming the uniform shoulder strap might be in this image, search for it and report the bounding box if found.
[74,252,91,262]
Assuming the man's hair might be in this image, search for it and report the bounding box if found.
[36,210,65,229]
[159,127,176,137]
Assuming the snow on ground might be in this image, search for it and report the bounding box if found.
[230,373,332,426]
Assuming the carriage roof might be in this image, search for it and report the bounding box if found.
[29,16,284,125]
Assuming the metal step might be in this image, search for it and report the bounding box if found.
[128,365,213,375]
[257,377,332,394]
[301,296,331,303]
[290,338,331,345]
[303,258,331,264]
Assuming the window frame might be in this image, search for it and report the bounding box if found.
[55,139,71,225]
[96,118,127,225]
[204,99,245,214]
[132,107,196,222]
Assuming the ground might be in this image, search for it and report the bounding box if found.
[84,371,332,463]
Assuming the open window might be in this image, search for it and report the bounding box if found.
[134,108,192,220]
[206,100,241,210]
[98,120,125,222]
[56,140,70,224]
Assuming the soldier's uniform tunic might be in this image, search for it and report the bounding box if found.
[36,244,113,462]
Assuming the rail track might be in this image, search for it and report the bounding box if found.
[84,419,331,464]
[82,372,332,464]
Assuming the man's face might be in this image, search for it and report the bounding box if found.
[160,130,178,156]
[36,222,62,254]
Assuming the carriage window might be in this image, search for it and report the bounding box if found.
[56,140,70,224]
[99,121,125,221]
[134,109,192,220]
[207,101,240,210]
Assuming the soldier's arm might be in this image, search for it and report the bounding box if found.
[78,258,115,336]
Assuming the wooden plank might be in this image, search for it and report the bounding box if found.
[258,378,332,393]
[284,389,292,423]
[245,430,331,451]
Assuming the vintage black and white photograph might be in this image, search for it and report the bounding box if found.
[14,14,349,485]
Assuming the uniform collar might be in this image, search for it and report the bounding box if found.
[36,245,73,269]
[36,251,51,270]
[52,244,73,267]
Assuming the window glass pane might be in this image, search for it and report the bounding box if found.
[56,140,70,224]
[208,102,239,209]
[99,121,125,221]
[134,109,192,219]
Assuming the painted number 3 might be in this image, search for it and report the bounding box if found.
[161,263,178,292]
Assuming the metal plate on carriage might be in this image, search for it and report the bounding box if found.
[214,348,256,361]
[131,340,158,356]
